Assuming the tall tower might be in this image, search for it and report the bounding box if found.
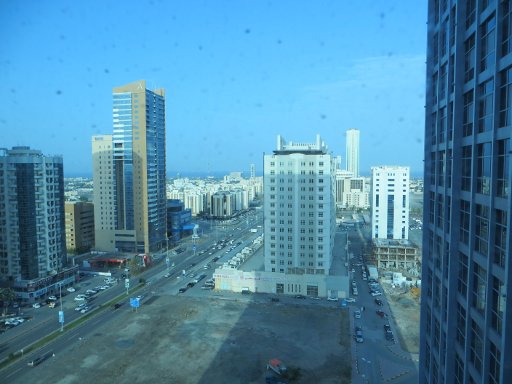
[371,166,409,240]
[420,2,512,384]
[93,80,167,254]
[250,163,255,179]
[346,128,360,177]
[0,147,66,281]
[263,135,336,275]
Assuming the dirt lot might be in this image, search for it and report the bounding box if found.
[383,283,421,355]
[17,296,351,384]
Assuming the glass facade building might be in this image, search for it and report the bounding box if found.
[420,1,512,383]
[93,80,167,254]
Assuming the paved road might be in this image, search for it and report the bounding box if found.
[0,210,264,379]
[348,226,418,384]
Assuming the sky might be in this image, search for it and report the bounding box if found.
[0,0,427,177]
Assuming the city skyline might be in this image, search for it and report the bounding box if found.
[1,1,427,176]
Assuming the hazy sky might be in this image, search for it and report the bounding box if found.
[1,1,427,177]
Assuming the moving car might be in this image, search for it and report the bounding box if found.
[178,287,188,293]
[32,303,41,309]
[354,310,361,319]
[375,298,383,306]
[66,287,76,293]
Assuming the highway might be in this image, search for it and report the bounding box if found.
[0,209,263,380]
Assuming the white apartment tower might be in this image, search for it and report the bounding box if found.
[264,135,336,275]
[371,166,409,240]
[346,128,360,177]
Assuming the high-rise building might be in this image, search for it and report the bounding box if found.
[371,166,409,240]
[420,2,511,384]
[65,201,95,254]
[263,135,336,275]
[346,128,360,177]
[0,147,76,301]
[93,80,167,254]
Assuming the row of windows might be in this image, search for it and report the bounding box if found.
[429,138,509,198]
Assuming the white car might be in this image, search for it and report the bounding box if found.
[354,310,361,319]
[327,297,339,302]
[48,295,57,301]
[164,273,171,278]
[345,298,356,303]
[371,291,382,296]
[32,303,41,309]
[74,295,86,301]
[66,287,76,293]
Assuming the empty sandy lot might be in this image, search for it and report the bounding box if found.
[16,295,351,384]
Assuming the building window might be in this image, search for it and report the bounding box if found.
[464,34,475,82]
[457,252,468,297]
[459,200,470,245]
[499,67,512,127]
[463,90,474,136]
[474,204,489,256]
[478,77,494,133]
[496,138,510,197]
[470,320,483,373]
[472,262,487,314]
[476,143,491,195]
[466,0,476,28]
[480,14,496,72]
[494,209,507,268]
[491,276,505,335]
[461,146,472,191]
[456,303,466,347]
[488,341,501,384]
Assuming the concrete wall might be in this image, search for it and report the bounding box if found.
[213,268,349,298]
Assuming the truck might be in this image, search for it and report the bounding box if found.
[367,265,379,280]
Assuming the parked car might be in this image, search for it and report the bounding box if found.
[354,326,364,343]
[327,296,339,302]
[345,298,356,303]
[32,303,41,309]
[66,287,76,293]
[375,298,383,306]
[354,310,361,319]
[376,310,386,318]
[178,287,188,293]
[294,294,306,299]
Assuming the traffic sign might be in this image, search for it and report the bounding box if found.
[130,298,140,308]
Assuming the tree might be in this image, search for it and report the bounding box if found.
[0,288,16,316]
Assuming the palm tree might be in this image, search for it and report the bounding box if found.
[0,288,16,316]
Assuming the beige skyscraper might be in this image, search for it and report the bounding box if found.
[93,80,167,254]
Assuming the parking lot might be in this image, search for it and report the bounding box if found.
[12,294,351,384]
